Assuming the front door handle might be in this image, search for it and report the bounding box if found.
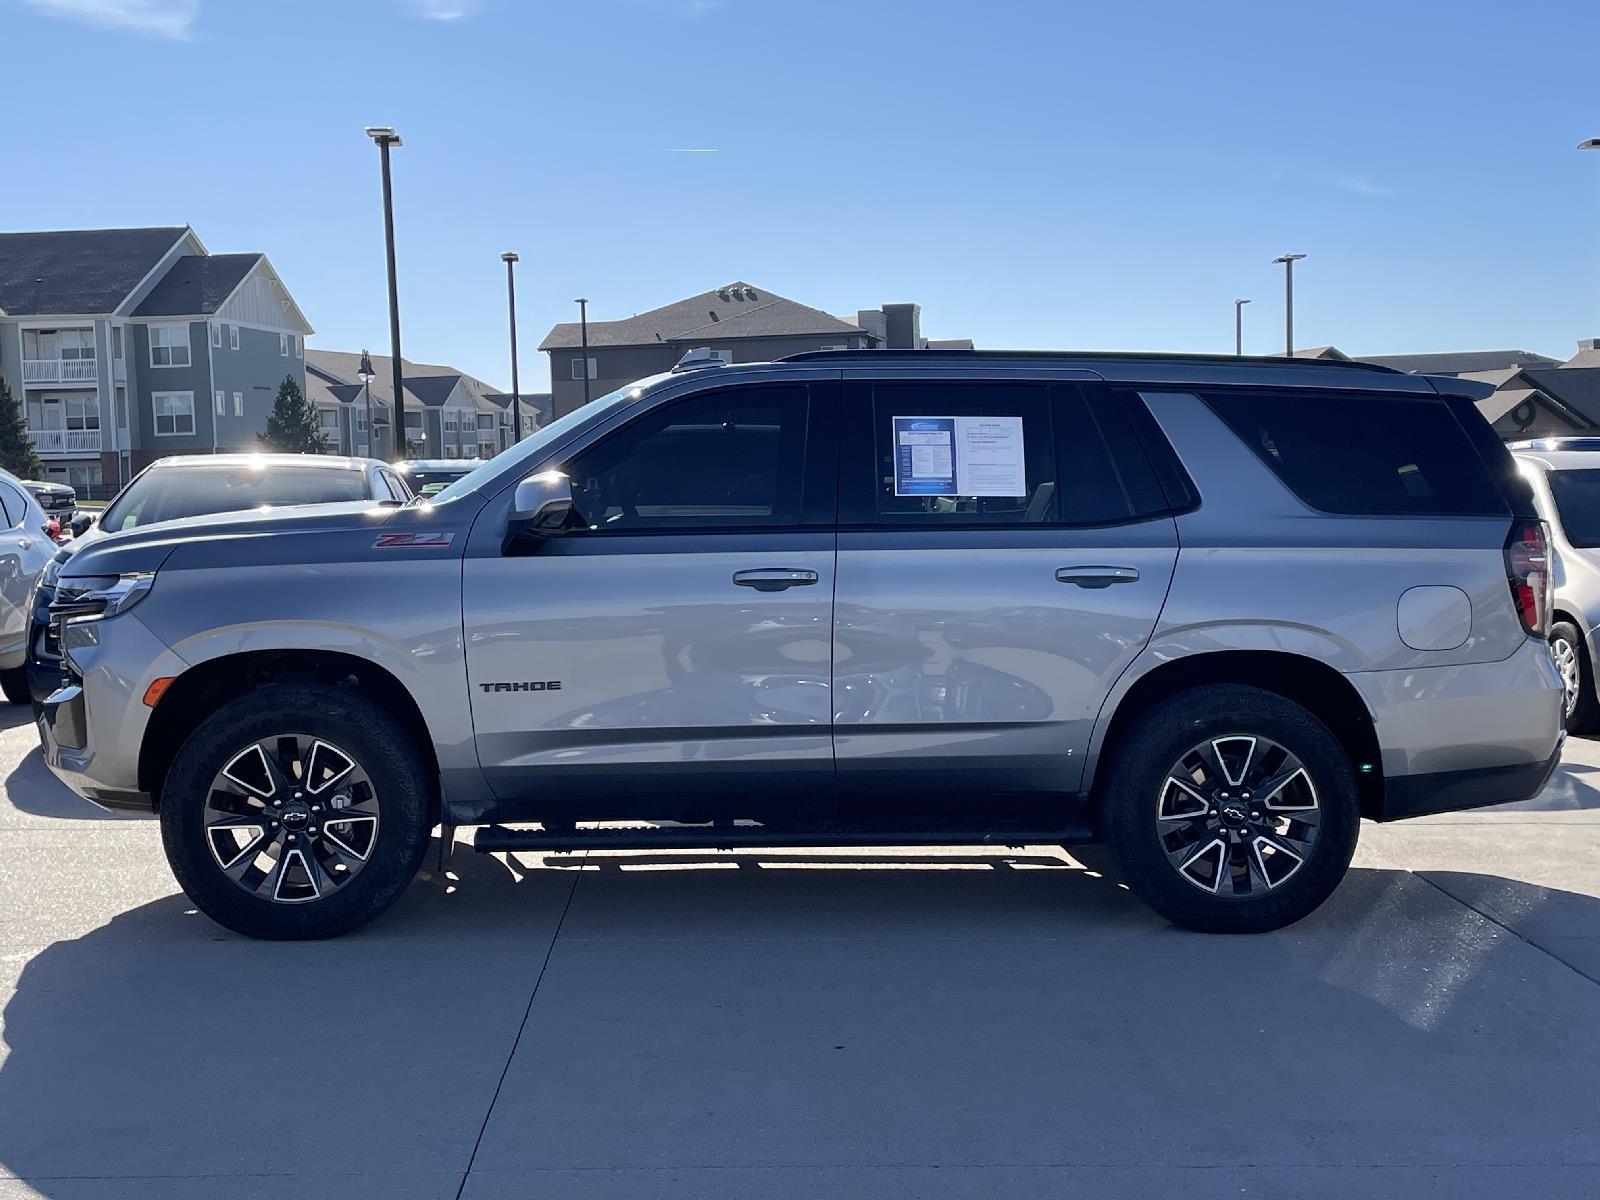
[733,568,819,592]
[1056,566,1140,588]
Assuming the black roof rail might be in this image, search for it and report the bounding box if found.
[778,348,1405,374]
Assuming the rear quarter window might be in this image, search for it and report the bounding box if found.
[1203,389,1508,517]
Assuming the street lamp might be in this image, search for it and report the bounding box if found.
[1233,298,1251,356]
[357,349,375,458]
[575,297,591,407]
[1272,253,1307,357]
[502,252,522,445]
[364,126,411,458]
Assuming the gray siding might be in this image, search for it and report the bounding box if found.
[0,323,20,396]
[211,323,306,452]
[130,320,214,451]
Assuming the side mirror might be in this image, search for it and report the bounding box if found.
[511,470,574,535]
[70,512,97,537]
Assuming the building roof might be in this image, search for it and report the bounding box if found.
[305,348,503,413]
[1563,339,1600,369]
[539,282,867,351]
[1361,349,1562,376]
[1520,368,1600,425]
[0,226,187,316]
[131,253,262,317]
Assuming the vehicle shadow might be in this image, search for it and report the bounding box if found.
[2,849,1599,1191]
[2,734,148,821]
[1482,751,1600,812]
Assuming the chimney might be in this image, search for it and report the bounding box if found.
[855,308,888,346]
[882,303,922,349]
[1579,338,1600,352]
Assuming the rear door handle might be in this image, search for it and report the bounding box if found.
[733,568,819,592]
[1056,566,1140,588]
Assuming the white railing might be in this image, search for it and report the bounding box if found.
[28,428,102,454]
[22,359,98,385]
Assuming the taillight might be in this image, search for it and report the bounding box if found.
[1505,518,1552,637]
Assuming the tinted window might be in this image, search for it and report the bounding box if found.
[842,382,1154,527]
[99,466,369,532]
[0,482,21,527]
[1204,390,1507,517]
[562,385,811,532]
[1547,470,1600,547]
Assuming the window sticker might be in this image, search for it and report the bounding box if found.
[893,415,1025,497]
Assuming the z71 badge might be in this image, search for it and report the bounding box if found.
[374,531,455,548]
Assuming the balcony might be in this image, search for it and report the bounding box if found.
[28,429,102,455]
[22,359,98,386]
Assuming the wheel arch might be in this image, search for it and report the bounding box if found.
[1085,650,1384,823]
[138,649,441,821]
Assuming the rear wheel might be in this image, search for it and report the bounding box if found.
[1549,620,1597,733]
[1102,684,1360,933]
[160,683,433,939]
[0,668,30,706]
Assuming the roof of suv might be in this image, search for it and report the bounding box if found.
[150,453,379,471]
[1512,447,1600,471]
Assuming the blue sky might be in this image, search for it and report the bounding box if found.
[7,0,1600,391]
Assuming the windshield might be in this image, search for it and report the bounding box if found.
[99,464,369,533]
[1547,469,1600,548]
[428,379,659,504]
[399,468,472,490]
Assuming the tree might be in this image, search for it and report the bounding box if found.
[0,373,43,480]
[258,374,329,454]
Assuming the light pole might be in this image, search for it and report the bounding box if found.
[364,126,411,458]
[1272,253,1306,357]
[502,252,522,445]
[357,349,375,458]
[1234,298,1251,356]
[1583,139,1599,332]
[575,297,591,407]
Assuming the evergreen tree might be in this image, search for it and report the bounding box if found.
[258,374,329,454]
[0,373,44,479]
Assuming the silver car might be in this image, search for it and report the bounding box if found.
[0,468,58,705]
[1512,440,1600,729]
[37,351,1565,939]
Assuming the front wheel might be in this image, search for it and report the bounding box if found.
[1101,684,1360,934]
[160,683,433,939]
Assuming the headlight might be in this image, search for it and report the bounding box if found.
[41,549,69,589]
[51,571,156,623]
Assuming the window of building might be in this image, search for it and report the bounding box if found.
[215,390,226,416]
[294,335,303,358]
[64,395,99,431]
[58,329,96,361]
[563,385,811,532]
[115,386,128,429]
[1201,389,1507,517]
[112,326,124,359]
[319,408,339,430]
[229,325,240,351]
[149,325,190,368]
[233,392,243,417]
[356,410,368,433]
[211,324,222,349]
[152,391,195,435]
[279,333,289,357]
[571,356,598,380]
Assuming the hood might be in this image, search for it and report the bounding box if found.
[23,480,74,495]
[60,501,405,581]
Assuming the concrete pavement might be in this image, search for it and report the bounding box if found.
[1,706,1597,1198]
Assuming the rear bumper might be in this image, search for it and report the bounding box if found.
[1378,738,1563,820]
[1352,636,1565,821]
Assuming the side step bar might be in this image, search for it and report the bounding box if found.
[473,820,1097,855]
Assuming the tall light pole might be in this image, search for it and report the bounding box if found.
[1272,253,1306,357]
[502,252,522,444]
[1583,139,1599,332]
[357,349,375,458]
[1234,298,1251,356]
[575,297,591,407]
[364,126,410,458]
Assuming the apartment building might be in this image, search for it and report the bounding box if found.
[0,226,312,494]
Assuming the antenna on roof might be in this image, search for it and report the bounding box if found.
[673,347,728,373]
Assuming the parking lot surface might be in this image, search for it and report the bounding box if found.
[1,707,1597,1199]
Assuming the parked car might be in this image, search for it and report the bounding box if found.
[393,458,482,497]
[0,470,62,704]
[37,350,1563,939]
[25,453,412,705]
[22,479,76,523]
[1511,441,1600,729]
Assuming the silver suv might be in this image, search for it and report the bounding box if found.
[37,351,1565,939]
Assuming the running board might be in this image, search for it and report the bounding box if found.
[472,820,1096,854]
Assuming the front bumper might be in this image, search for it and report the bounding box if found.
[37,612,186,814]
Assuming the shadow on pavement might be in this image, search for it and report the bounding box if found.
[2,852,1599,1192]
[1486,755,1600,812]
[2,735,148,821]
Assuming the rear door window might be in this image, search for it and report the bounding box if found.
[1203,389,1508,517]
